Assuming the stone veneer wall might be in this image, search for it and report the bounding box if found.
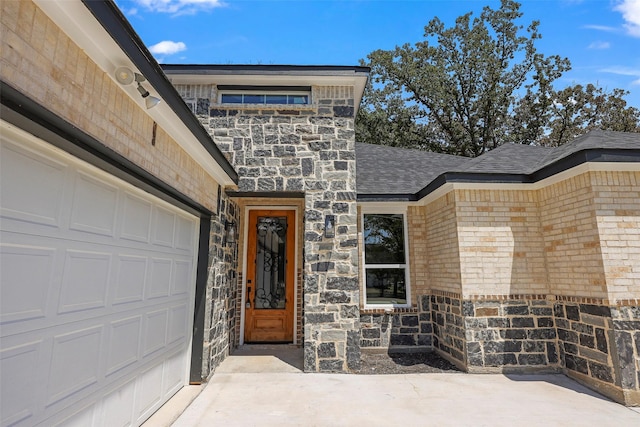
[611,305,640,404]
[465,297,558,372]
[360,297,432,350]
[430,292,466,367]
[202,194,239,377]
[173,84,361,372]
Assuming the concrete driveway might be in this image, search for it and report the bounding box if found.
[148,346,640,427]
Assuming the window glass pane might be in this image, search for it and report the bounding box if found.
[221,94,242,104]
[266,95,287,104]
[364,214,405,264]
[288,95,308,105]
[243,94,265,104]
[365,268,406,304]
[255,216,287,309]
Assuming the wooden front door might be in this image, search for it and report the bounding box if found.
[244,210,295,343]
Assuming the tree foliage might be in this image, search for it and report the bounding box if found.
[356,0,640,156]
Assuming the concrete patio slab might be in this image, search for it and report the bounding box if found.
[169,349,640,427]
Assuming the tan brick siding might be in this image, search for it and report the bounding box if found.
[592,171,640,301]
[424,193,462,293]
[407,205,428,297]
[456,189,548,297]
[539,173,607,298]
[1,1,220,212]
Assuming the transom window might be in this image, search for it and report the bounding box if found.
[362,211,410,306]
[220,93,309,105]
[217,85,311,106]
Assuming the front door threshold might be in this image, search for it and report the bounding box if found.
[215,344,303,373]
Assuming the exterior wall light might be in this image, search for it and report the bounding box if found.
[324,215,335,238]
[224,220,237,245]
[114,66,161,109]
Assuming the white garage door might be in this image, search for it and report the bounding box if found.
[0,123,199,427]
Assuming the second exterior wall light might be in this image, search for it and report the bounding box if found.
[225,220,237,245]
[324,215,335,238]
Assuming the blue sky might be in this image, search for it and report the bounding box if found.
[116,0,640,107]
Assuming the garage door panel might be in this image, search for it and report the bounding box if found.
[120,193,152,244]
[0,130,198,427]
[152,207,176,248]
[113,255,147,305]
[69,171,118,237]
[163,350,187,397]
[175,216,195,251]
[0,140,67,228]
[106,315,142,377]
[142,309,168,357]
[58,250,111,314]
[0,244,55,323]
[101,379,136,427]
[52,403,98,427]
[134,363,164,423]
[172,260,192,296]
[147,258,172,299]
[0,340,43,426]
[167,304,189,344]
[47,326,104,407]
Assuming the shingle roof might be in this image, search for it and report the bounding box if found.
[458,144,552,175]
[355,143,470,195]
[356,130,640,200]
[536,130,640,169]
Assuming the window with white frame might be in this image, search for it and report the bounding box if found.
[218,85,310,106]
[220,93,309,105]
[362,211,409,306]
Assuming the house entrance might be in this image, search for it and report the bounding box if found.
[244,210,295,342]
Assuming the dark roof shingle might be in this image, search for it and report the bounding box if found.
[356,130,640,200]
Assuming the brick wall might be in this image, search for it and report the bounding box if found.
[591,171,640,301]
[1,1,221,213]
[456,189,548,296]
[539,173,607,298]
[424,193,461,294]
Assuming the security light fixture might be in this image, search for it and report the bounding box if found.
[114,66,161,109]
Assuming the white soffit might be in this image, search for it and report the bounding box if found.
[167,73,369,113]
[33,0,235,187]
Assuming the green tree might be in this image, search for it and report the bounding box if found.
[357,0,640,156]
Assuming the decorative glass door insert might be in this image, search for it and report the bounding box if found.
[244,210,295,343]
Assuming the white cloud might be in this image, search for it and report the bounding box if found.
[582,24,618,32]
[588,41,611,49]
[614,0,640,37]
[134,0,224,15]
[600,66,640,85]
[149,40,187,55]
[601,66,640,76]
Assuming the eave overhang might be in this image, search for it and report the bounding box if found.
[357,148,640,202]
[161,64,371,116]
[33,0,238,185]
